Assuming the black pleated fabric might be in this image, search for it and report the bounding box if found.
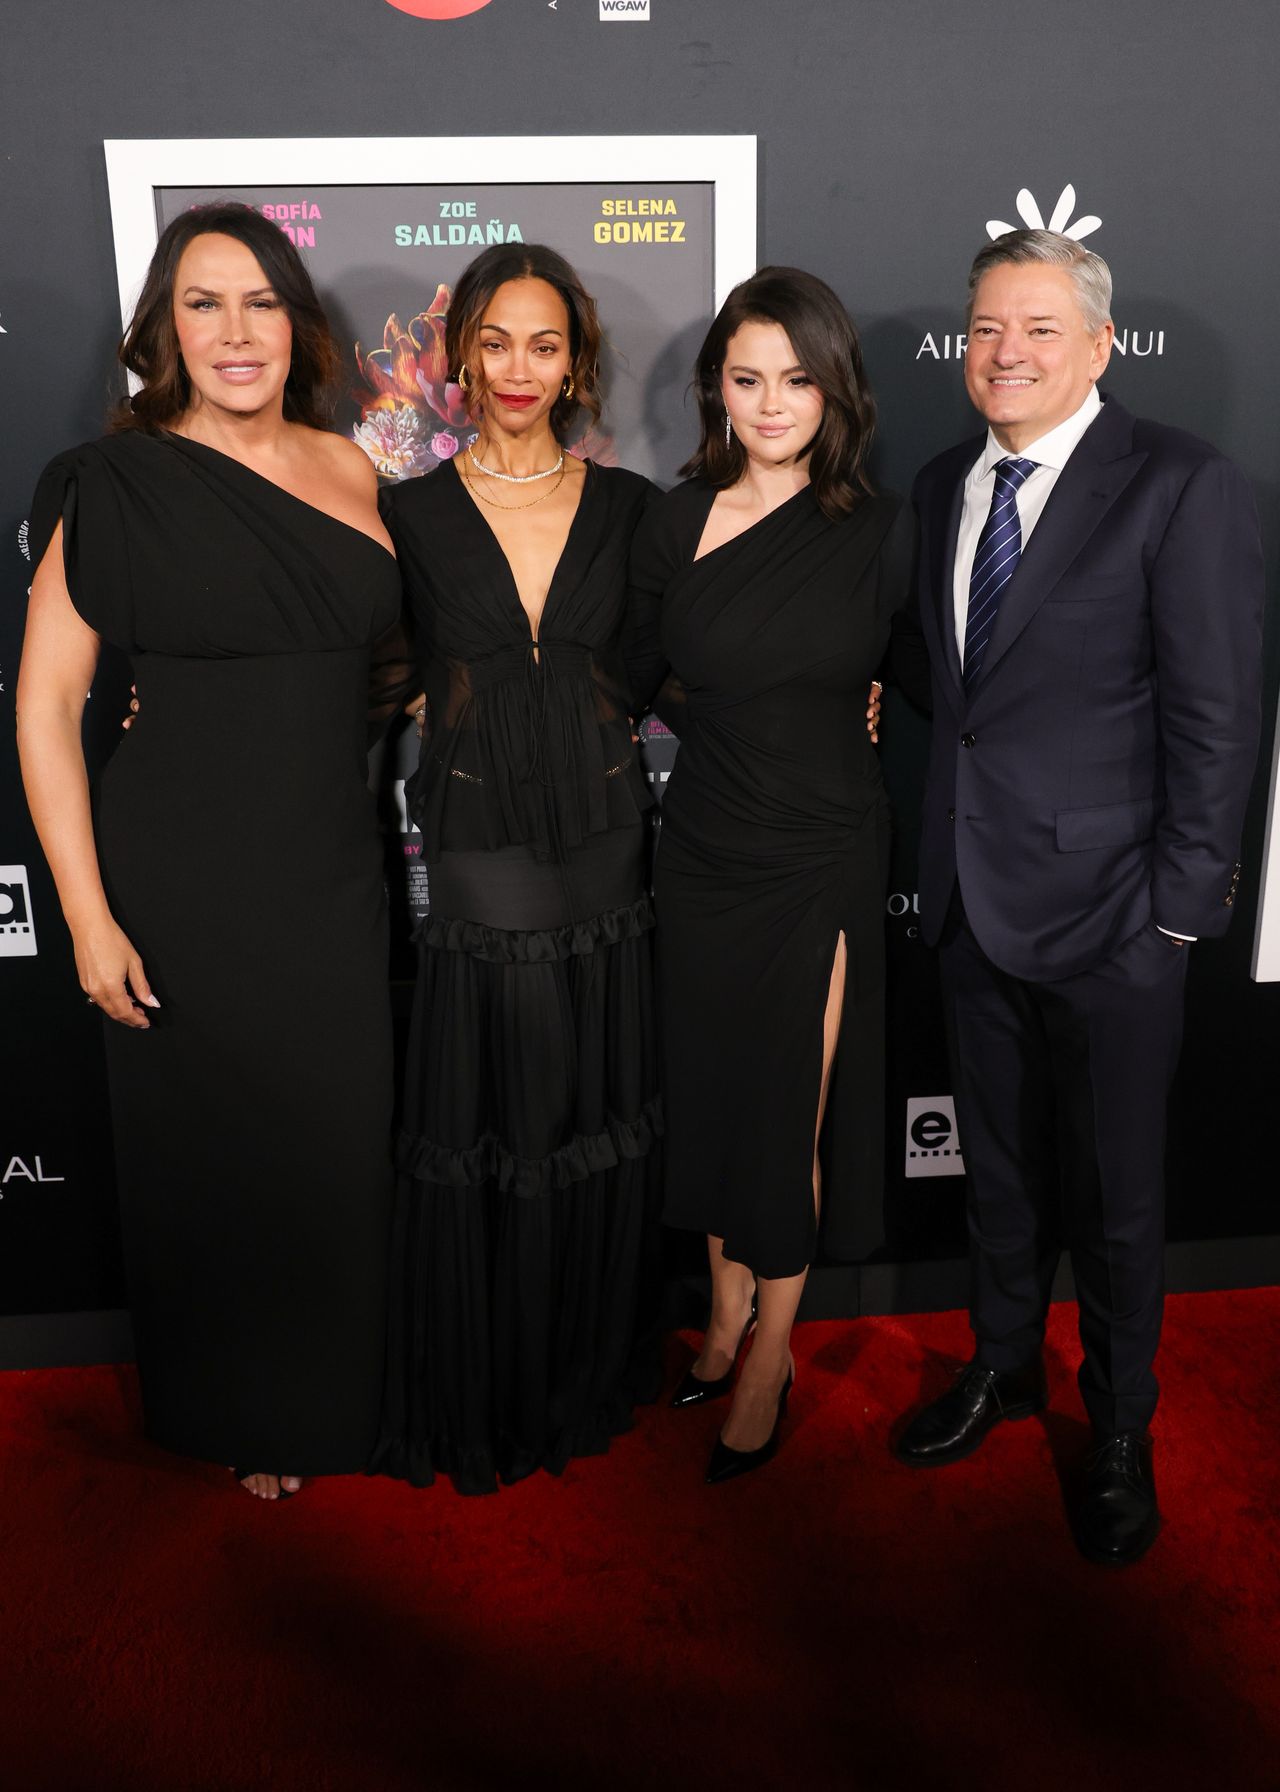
[371,460,663,1495]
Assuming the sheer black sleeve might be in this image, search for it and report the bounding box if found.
[622,488,681,716]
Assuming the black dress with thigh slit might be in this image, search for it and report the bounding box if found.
[371,457,662,1495]
[626,479,917,1280]
[29,430,401,1473]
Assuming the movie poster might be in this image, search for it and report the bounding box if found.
[104,139,756,967]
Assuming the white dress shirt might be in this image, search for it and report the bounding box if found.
[952,383,1102,655]
[951,385,1193,942]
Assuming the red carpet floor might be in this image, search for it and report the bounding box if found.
[3,1290,1279,1792]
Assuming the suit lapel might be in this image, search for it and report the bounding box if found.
[972,398,1148,688]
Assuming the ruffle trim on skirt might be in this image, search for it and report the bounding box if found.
[414,894,655,963]
[396,1094,663,1198]
[368,1385,647,1496]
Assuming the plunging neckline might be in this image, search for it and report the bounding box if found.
[162,430,398,564]
[448,453,593,645]
[691,480,814,565]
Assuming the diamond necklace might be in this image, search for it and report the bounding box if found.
[467,441,565,484]
[461,454,568,511]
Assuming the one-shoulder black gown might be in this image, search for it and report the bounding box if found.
[30,431,400,1473]
[627,480,918,1279]
[371,458,662,1495]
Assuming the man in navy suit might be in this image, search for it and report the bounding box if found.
[894,230,1264,1564]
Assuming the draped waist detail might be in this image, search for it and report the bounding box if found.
[468,638,594,692]
[410,634,652,865]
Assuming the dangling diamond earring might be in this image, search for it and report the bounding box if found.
[724,413,733,449]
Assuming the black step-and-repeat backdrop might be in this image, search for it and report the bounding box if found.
[2,0,1278,1342]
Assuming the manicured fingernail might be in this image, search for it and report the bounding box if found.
[145,996,161,1008]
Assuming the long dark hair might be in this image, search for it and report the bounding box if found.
[681,266,877,519]
[445,242,604,440]
[111,201,340,433]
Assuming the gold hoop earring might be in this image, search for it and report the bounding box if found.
[457,364,470,392]
[562,374,576,401]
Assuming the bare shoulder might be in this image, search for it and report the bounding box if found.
[306,428,378,496]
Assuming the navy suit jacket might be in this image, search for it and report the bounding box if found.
[911,395,1264,980]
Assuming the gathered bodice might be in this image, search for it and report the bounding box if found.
[626,479,917,847]
[380,458,657,861]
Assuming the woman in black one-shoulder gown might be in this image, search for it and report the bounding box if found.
[20,207,399,1491]
[626,268,925,1483]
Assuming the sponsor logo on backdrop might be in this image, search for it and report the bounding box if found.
[0,313,7,333]
[601,0,650,17]
[986,183,1100,243]
[904,1096,964,1179]
[594,196,686,246]
[918,183,1164,364]
[17,520,29,561]
[383,0,493,18]
[1,1155,64,1191]
[0,866,37,957]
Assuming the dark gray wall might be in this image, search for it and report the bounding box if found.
[3,0,1278,1332]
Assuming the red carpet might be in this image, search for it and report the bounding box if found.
[3,1290,1278,1792]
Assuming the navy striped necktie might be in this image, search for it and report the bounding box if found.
[963,456,1038,688]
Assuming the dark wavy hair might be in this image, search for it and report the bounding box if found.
[111,201,341,433]
[680,266,877,519]
[445,242,603,440]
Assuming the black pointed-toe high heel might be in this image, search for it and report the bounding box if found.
[670,1296,758,1408]
[704,1366,794,1485]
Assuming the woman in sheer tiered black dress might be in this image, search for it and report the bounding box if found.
[371,246,662,1495]
[18,206,398,1501]
[627,268,926,1483]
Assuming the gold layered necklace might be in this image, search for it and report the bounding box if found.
[461,438,568,510]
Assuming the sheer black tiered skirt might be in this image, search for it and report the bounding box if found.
[371,822,663,1495]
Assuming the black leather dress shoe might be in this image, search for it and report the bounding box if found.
[670,1298,757,1408]
[894,1359,1047,1466]
[1072,1432,1159,1566]
[705,1368,793,1485]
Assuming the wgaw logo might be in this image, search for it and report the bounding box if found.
[0,866,37,957]
[601,0,650,17]
[904,1096,964,1180]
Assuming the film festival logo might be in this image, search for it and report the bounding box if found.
[0,865,38,958]
[917,184,1165,364]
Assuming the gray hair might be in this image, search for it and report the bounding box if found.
[966,230,1113,334]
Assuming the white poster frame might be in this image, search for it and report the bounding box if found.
[102,134,757,335]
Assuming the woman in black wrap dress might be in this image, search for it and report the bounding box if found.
[627,268,923,1482]
[370,246,662,1496]
[18,207,398,1498]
